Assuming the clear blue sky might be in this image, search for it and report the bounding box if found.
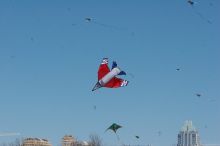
[0,0,219,146]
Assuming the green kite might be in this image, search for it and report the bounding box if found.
[106,123,122,140]
[106,123,122,133]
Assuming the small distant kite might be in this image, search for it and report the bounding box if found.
[188,0,194,5]
[106,123,122,140]
[85,18,92,22]
[196,93,202,97]
[92,58,128,91]
[135,136,140,139]
[176,68,180,71]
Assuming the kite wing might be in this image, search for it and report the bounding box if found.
[104,77,128,88]
[98,58,110,80]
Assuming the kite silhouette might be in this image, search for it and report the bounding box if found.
[106,123,122,140]
[196,93,202,97]
[188,0,194,5]
[135,136,140,139]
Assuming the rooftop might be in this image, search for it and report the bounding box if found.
[181,120,197,132]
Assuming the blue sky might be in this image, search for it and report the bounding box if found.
[0,0,219,146]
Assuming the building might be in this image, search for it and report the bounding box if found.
[62,135,76,146]
[177,120,200,146]
[61,135,89,146]
[22,138,52,146]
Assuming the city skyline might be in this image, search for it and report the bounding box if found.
[0,120,219,146]
[0,0,219,146]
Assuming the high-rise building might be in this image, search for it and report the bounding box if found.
[177,120,200,146]
[22,138,52,146]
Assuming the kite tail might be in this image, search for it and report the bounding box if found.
[115,132,120,141]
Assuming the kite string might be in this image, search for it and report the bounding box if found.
[92,20,127,31]
[128,72,135,79]
[115,132,125,146]
[191,6,212,24]
[115,132,120,141]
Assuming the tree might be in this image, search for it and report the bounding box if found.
[0,138,22,146]
[88,134,102,146]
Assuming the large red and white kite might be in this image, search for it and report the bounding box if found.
[92,58,129,91]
